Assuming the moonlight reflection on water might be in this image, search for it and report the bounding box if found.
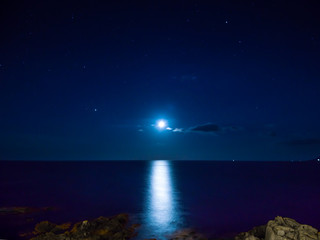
[142,160,183,239]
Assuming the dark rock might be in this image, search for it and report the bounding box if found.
[235,216,319,240]
[168,228,208,240]
[0,206,53,215]
[265,216,319,240]
[30,213,139,240]
[34,221,57,233]
[235,225,266,240]
[34,221,71,234]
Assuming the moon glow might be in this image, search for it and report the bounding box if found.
[156,120,167,129]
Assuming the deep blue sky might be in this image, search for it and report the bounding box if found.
[1,0,319,160]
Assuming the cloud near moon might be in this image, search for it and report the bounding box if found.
[144,121,241,135]
[189,123,220,133]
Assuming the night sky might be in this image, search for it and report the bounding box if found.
[1,1,319,161]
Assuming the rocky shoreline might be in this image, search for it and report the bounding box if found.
[235,216,319,240]
[1,211,318,240]
[21,215,319,240]
[24,213,139,240]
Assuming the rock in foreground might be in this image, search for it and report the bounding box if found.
[30,213,139,240]
[236,216,319,240]
[168,228,207,240]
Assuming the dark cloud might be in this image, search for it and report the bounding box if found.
[189,123,221,133]
[223,126,243,132]
[284,138,320,146]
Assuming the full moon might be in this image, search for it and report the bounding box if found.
[156,120,167,129]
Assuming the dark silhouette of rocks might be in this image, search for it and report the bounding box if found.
[21,215,320,240]
[29,213,139,240]
[235,216,319,240]
[168,228,207,240]
[33,221,71,235]
[0,206,53,215]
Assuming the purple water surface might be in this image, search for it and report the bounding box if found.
[0,160,319,239]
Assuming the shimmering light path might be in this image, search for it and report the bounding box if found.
[141,160,183,239]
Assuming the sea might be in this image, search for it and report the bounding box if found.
[0,160,319,239]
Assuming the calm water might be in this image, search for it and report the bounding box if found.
[0,160,320,239]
